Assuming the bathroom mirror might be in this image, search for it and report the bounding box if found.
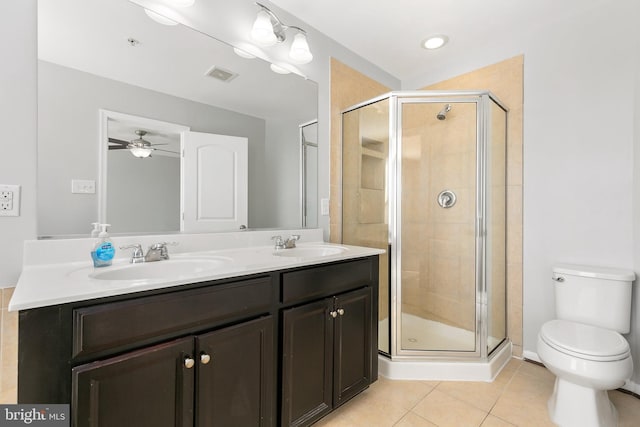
[37,0,318,237]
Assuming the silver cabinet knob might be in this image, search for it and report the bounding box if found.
[337,308,345,316]
[184,356,195,369]
[200,353,211,365]
[330,310,338,318]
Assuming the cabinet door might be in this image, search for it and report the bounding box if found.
[333,287,372,407]
[72,337,195,427]
[196,316,274,427]
[281,299,334,427]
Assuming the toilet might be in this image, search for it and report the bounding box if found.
[537,264,635,427]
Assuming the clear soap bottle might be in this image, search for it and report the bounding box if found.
[91,224,115,268]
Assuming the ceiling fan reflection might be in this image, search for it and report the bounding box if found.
[108,129,178,158]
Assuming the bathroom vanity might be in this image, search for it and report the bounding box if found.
[11,231,381,427]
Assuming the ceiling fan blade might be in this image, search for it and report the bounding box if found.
[108,145,129,150]
[152,148,180,154]
[108,137,129,146]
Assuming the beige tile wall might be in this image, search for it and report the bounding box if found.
[331,55,523,356]
[330,59,392,322]
[0,287,17,403]
[422,55,524,356]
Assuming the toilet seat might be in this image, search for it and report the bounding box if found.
[540,320,630,362]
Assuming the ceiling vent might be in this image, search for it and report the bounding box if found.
[204,66,238,82]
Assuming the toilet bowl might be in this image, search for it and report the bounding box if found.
[538,320,633,427]
[537,264,635,427]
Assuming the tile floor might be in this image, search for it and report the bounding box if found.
[314,359,640,427]
[1,358,638,426]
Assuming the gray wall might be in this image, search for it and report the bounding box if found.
[107,151,180,234]
[0,0,37,287]
[38,60,269,236]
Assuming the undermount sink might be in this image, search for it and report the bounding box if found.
[90,257,230,281]
[273,245,348,258]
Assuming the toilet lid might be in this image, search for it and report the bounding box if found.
[540,320,630,361]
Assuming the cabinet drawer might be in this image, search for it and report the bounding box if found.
[281,258,373,305]
[72,276,273,359]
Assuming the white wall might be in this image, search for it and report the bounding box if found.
[633,34,640,390]
[0,0,37,287]
[409,1,640,384]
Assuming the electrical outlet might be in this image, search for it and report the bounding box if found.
[0,184,20,217]
[321,198,330,216]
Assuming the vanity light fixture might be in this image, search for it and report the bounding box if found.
[270,63,291,74]
[250,2,313,64]
[144,9,178,26]
[422,34,449,50]
[233,47,256,59]
[168,0,195,7]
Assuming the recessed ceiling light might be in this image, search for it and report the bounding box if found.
[422,35,449,50]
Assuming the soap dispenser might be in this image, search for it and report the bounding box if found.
[91,224,115,268]
[90,222,100,237]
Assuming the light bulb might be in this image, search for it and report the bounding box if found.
[289,33,313,64]
[251,10,277,46]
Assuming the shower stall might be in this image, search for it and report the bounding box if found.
[341,91,510,380]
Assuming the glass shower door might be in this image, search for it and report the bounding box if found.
[397,99,478,354]
[341,98,390,354]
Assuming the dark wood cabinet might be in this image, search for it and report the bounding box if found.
[196,316,274,427]
[72,337,195,427]
[281,287,372,427]
[281,299,334,427]
[18,256,379,427]
[72,316,273,427]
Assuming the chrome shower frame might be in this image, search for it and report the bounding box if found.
[342,90,509,362]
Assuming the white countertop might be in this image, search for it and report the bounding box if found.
[10,229,384,311]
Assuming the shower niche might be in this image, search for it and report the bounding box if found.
[342,91,509,377]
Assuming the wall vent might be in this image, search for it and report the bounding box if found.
[204,66,238,82]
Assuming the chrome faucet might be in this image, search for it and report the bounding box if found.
[272,235,285,250]
[120,244,144,263]
[120,242,178,263]
[144,242,177,262]
[284,235,300,248]
[272,234,301,250]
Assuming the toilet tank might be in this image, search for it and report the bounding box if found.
[552,264,635,333]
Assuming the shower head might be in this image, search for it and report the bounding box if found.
[437,104,451,120]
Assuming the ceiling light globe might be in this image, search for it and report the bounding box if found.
[233,47,256,59]
[289,33,313,64]
[130,147,153,158]
[270,63,291,75]
[169,0,195,7]
[251,10,277,46]
[144,9,178,26]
